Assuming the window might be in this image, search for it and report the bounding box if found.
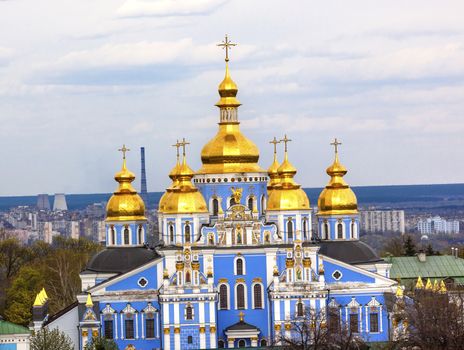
[370,313,379,332]
[145,318,155,339]
[351,221,355,239]
[349,313,359,333]
[186,305,193,320]
[323,222,329,239]
[253,284,263,309]
[236,258,244,275]
[169,224,174,243]
[302,219,308,240]
[125,319,134,339]
[212,198,219,216]
[287,220,293,240]
[248,197,253,211]
[297,301,304,317]
[110,227,115,245]
[260,339,267,347]
[261,195,266,214]
[104,319,113,339]
[237,284,246,309]
[185,224,191,243]
[185,271,191,284]
[188,335,193,344]
[124,227,130,245]
[218,340,225,348]
[238,339,246,348]
[219,284,228,310]
[328,308,340,333]
[230,197,236,207]
[138,225,143,244]
[337,223,343,239]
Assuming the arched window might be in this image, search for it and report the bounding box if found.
[236,284,246,309]
[186,305,193,320]
[297,301,304,317]
[238,339,246,348]
[123,226,130,245]
[323,222,329,240]
[248,197,253,211]
[230,197,236,207]
[169,224,174,243]
[337,223,343,239]
[302,218,308,240]
[351,221,355,239]
[110,226,115,245]
[236,258,244,275]
[138,225,143,244]
[261,195,266,214]
[187,335,193,344]
[219,284,228,310]
[253,284,263,309]
[185,224,191,243]
[260,339,267,347]
[212,198,219,216]
[185,271,191,284]
[287,220,294,241]
[218,340,225,348]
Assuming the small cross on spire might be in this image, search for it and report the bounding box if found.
[178,137,190,157]
[238,311,244,322]
[118,144,130,159]
[270,136,281,154]
[280,134,292,152]
[172,140,181,159]
[330,138,342,154]
[217,34,237,62]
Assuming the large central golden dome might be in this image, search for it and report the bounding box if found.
[197,61,264,174]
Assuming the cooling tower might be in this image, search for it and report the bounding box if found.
[37,194,51,210]
[53,193,68,211]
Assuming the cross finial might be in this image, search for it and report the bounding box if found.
[270,137,281,154]
[239,311,244,322]
[178,137,190,157]
[280,134,292,152]
[217,34,237,62]
[118,144,130,159]
[330,138,342,154]
[172,140,181,159]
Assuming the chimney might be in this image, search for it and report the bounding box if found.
[417,251,426,262]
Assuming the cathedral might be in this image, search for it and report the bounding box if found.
[34,37,397,349]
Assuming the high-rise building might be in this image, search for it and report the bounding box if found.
[36,194,50,210]
[417,216,460,234]
[53,193,68,211]
[360,210,405,234]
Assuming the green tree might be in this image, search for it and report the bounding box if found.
[0,238,30,279]
[403,235,416,256]
[31,328,74,350]
[84,336,119,350]
[381,236,404,257]
[425,243,435,256]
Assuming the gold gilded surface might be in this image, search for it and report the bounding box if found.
[106,154,146,222]
[317,140,358,216]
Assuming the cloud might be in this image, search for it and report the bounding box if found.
[0,46,14,66]
[117,0,228,18]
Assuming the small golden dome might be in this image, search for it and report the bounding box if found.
[160,154,208,215]
[267,137,281,191]
[106,157,146,222]
[318,149,358,216]
[216,63,241,108]
[267,150,310,211]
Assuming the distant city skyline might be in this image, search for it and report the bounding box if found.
[1,1,464,195]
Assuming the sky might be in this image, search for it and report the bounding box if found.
[0,0,463,196]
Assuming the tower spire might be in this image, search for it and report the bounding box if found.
[217,34,237,63]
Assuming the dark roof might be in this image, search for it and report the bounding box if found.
[225,320,260,332]
[317,240,382,264]
[44,301,78,326]
[84,247,159,274]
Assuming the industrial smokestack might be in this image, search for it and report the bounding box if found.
[140,147,148,205]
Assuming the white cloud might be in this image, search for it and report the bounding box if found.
[117,0,228,17]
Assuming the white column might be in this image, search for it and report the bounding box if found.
[359,307,363,333]
[114,314,118,340]
[251,338,258,347]
[380,306,383,332]
[199,302,206,349]
[274,300,280,322]
[174,303,180,349]
[228,339,235,348]
[365,306,369,333]
[164,329,170,350]
[135,312,139,339]
[120,313,124,339]
[163,303,170,350]
[209,301,216,323]
[284,299,290,320]
[141,313,145,339]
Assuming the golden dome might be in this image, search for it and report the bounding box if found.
[158,144,182,212]
[267,137,281,191]
[317,148,358,216]
[267,149,310,211]
[160,154,208,215]
[106,156,146,222]
[197,58,264,174]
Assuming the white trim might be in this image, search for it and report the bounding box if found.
[234,256,246,275]
[332,270,343,281]
[218,283,230,310]
[234,282,248,310]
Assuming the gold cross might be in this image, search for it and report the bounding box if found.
[280,134,292,152]
[269,137,281,154]
[238,311,244,322]
[217,34,237,62]
[172,140,181,159]
[118,144,130,159]
[330,138,342,154]
[178,137,190,157]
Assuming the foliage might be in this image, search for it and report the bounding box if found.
[380,236,404,257]
[31,327,74,350]
[0,238,30,279]
[84,336,119,350]
[402,235,417,256]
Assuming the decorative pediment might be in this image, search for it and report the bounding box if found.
[83,309,97,321]
[347,297,360,308]
[367,297,381,307]
[102,304,115,315]
[143,302,157,313]
[122,303,137,314]
[328,298,340,308]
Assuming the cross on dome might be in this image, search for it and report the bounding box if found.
[330,138,342,154]
[172,140,181,159]
[239,311,245,321]
[217,34,237,62]
[270,136,281,154]
[280,134,292,152]
[179,137,190,157]
[118,144,130,159]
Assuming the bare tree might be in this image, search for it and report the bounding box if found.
[277,308,367,350]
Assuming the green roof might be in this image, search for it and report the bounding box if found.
[0,319,30,335]
[386,255,464,280]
